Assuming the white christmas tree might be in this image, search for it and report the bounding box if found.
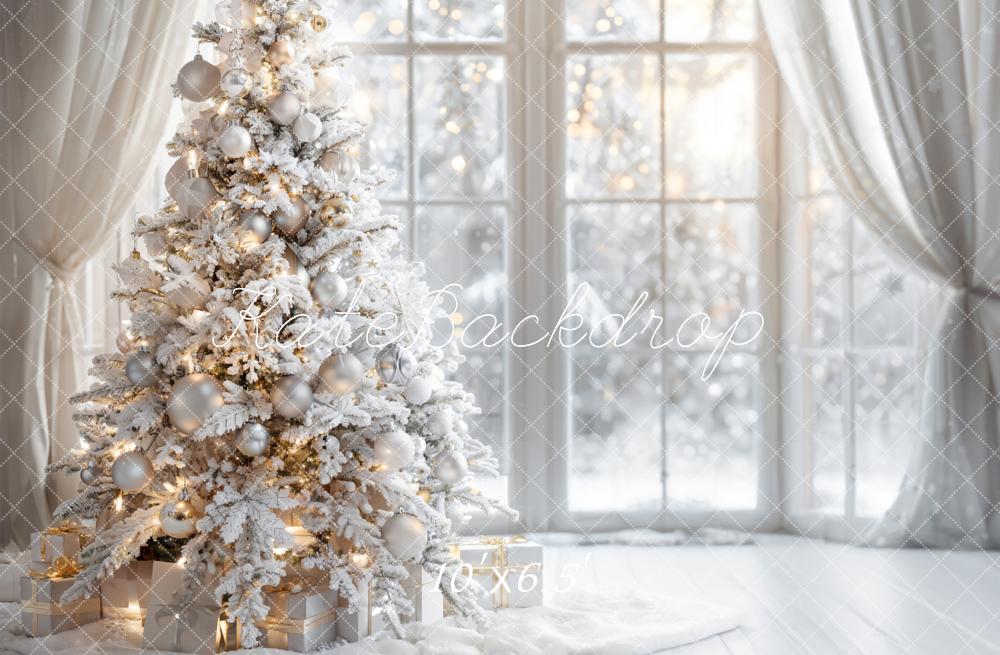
[52,0,513,646]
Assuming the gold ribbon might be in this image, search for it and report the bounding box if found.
[36,523,90,562]
[28,556,81,581]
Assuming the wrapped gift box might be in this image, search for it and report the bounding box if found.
[0,548,30,602]
[256,581,338,651]
[336,563,440,643]
[101,559,154,620]
[449,536,543,610]
[143,561,221,655]
[29,526,88,573]
[402,564,443,624]
[335,585,386,642]
[20,574,100,636]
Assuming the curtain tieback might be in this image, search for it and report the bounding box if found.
[956,285,1000,302]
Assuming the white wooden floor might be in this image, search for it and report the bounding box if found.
[544,535,1000,655]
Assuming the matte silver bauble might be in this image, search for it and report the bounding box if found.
[432,450,468,485]
[381,513,427,561]
[177,55,221,102]
[267,40,296,66]
[159,500,198,538]
[269,91,302,125]
[165,279,210,313]
[179,177,220,217]
[111,451,154,493]
[167,373,225,435]
[318,353,364,395]
[403,377,433,405]
[426,410,454,436]
[292,112,323,142]
[239,210,272,243]
[283,248,311,287]
[220,67,252,98]
[273,196,309,237]
[125,351,160,387]
[372,430,415,470]
[80,463,100,486]
[309,270,347,308]
[236,422,271,456]
[270,375,313,419]
[375,343,416,385]
[218,124,252,158]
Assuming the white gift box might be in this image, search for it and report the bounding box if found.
[256,583,338,651]
[100,559,154,620]
[402,564,443,624]
[29,529,87,572]
[448,536,543,610]
[142,561,221,655]
[335,585,388,642]
[0,549,30,602]
[20,575,100,636]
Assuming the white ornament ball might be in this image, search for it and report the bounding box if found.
[381,513,427,561]
[404,377,433,405]
[433,450,468,485]
[159,500,198,538]
[310,270,347,308]
[293,112,323,142]
[283,248,311,287]
[178,177,220,217]
[318,353,365,395]
[220,67,252,98]
[426,410,454,436]
[372,430,415,470]
[125,351,160,387]
[218,124,252,158]
[80,463,100,486]
[239,210,272,243]
[270,375,313,419]
[267,40,296,66]
[236,422,271,456]
[111,451,154,493]
[273,196,309,237]
[167,374,225,435]
[166,279,210,313]
[176,55,221,102]
[376,343,416,385]
[269,91,301,125]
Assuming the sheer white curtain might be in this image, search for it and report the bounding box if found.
[761,0,1000,548]
[0,1,195,546]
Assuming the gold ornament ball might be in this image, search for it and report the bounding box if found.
[267,40,296,66]
[311,14,327,31]
[159,500,198,538]
[318,197,352,226]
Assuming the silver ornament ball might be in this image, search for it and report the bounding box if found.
[239,210,273,243]
[293,112,323,142]
[125,350,160,387]
[273,196,309,237]
[220,67,252,98]
[167,373,225,435]
[372,430,415,471]
[433,450,469,485]
[218,124,252,158]
[270,375,313,419]
[283,248,311,287]
[426,410,454,436]
[376,343,416,385]
[159,500,198,538]
[310,270,347,308]
[80,463,100,486]
[381,513,427,562]
[404,377,433,405]
[236,422,271,456]
[267,40,296,66]
[269,91,302,125]
[176,55,221,102]
[111,451,154,493]
[318,353,365,395]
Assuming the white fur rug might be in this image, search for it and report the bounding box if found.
[0,591,740,655]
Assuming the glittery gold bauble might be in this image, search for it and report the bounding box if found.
[310,15,327,31]
[318,197,352,226]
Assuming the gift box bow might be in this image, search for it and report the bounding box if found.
[35,524,91,561]
[27,556,81,581]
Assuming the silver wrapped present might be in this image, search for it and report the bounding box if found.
[20,573,100,636]
[448,536,543,610]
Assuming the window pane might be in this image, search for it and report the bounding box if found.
[565,0,659,42]
[664,0,757,43]
[566,54,661,199]
[666,202,758,344]
[794,355,846,512]
[855,352,914,517]
[665,53,756,199]
[415,203,506,459]
[328,0,407,42]
[414,0,505,41]
[802,196,847,347]
[351,56,409,199]
[852,225,920,347]
[665,352,758,509]
[570,347,663,512]
[414,56,506,199]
